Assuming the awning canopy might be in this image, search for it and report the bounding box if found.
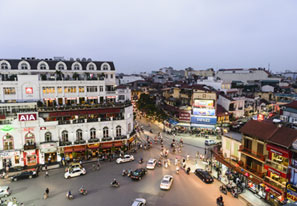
[176,122,191,127]
[191,124,215,129]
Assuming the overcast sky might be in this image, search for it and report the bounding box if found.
[0,0,296,73]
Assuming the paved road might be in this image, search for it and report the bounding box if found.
[0,118,246,206]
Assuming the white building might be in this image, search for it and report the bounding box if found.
[217,94,245,118]
[216,68,280,84]
[116,75,144,85]
[197,77,239,95]
[222,131,242,161]
[0,58,134,170]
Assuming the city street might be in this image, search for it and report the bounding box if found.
[0,118,246,206]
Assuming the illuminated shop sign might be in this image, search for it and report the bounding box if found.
[179,111,191,122]
[193,108,215,116]
[193,100,214,108]
[287,184,297,202]
[191,116,217,125]
[25,87,33,94]
[18,113,37,121]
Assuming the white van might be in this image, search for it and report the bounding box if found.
[205,139,216,146]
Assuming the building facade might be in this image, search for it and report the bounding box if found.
[0,58,134,170]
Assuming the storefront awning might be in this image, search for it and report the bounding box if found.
[176,122,191,127]
[88,144,100,149]
[101,143,113,149]
[73,145,86,152]
[191,124,215,129]
[113,142,123,147]
[64,147,73,153]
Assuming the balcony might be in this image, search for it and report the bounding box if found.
[114,135,127,140]
[88,138,100,143]
[265,176,286,190]
[87,118,98,123]
[106,91,116,95]
[24,143,36,150]
[265,159,288,174]
[74,140,86,145]
[73,119,85,124]
[58,120,71,125]
[102,137,112,142]
[245,165,266,179]
[59,141,72,146]
[239,145,266,162]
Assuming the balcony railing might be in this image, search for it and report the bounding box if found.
[114,135,127,140]
[239,145,266,161]
[24,143,36,150]
[245,165,266,178]
[102,137,112,142]
[74,140,86,145]
[59,141,72,146]
[265,159,288,174]
[88,138,100,143]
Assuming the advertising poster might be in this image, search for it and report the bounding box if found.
[193,100,214,108]
[191,116,217,125]
[193,108,215,116]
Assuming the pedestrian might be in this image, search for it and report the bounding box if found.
[186,154,190,161]
[167,158,171,166]
[45,188,49,196]
[175,157,178,166]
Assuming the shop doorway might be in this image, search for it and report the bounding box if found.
[45,153,57,164]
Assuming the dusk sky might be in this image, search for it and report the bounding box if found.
[0,0,296,73]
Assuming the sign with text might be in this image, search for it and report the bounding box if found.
[193,108,215,116]
[179,111,191,122]
[18,113,37,122]
[193,100,214,108]
[191,116,217,125]
[25,87,33,94]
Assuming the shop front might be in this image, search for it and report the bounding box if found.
[286,184,297,203]
[264,183,284,206]
[23,149,39,167]
[39,142,58,165]
[87,143,100,157]
[63,145,86,160]
[0,150,22,170]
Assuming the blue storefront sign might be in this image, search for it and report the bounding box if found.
[191,116,217,125]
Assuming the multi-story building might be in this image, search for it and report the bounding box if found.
[0,58,134,170]
[217,93,245,119]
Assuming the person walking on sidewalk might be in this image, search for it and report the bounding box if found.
[186,154,190,161]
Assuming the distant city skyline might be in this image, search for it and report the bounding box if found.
[0,0,296,73]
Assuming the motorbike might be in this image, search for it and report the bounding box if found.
[122,170,128,176]
[216,200,224,206]
[219,185,227,195]
[186,167,191,175]
[231,188,238,198]
[157,160,162,167]
[66,193,74,200]
[127,170,132,177]
[139,159,143,164]
[226,183,233,192]
[111,182,120,188]
[79,189,87,195]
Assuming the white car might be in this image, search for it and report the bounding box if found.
[131,198,146,206]
[205,139,216,146]
[160,175,173,190]
[146,158,157,170]
[64,167,86,179]
[116,154,134,164]
[0,186,11,198]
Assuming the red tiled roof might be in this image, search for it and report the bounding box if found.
[283,101,297,110]
[268,126,297,149]
[216,104,229,116]
[240,120,278,141]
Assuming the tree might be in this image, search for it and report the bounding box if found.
[72,72,79,80]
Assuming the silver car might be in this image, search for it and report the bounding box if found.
[0,186,11,197]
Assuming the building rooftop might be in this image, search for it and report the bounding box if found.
[224,131,242,142]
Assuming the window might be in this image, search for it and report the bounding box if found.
[119,95,125,100]
[76,129,83,141]
[25,132,35,145]
[87,86,98,93]
[79,86,85,93]
[3,87,16,95]
[128,123,131,133]
[116,126,121,137]
[45,132,52,142]
[58,64,64,70]
[42,87,55,94]
[74,64,80,70]
[110,74,113,79]
[99,86,104,92]
[89,64,95,70]
[105,74,108,79]
[103,127,109,138]
[57,87,62,93]
[64,86,76,93]
[1,63,8,70]
[40,63,47,70]
[21,63,28,70]
[103,64,108,70]
[62,130,68,142]
[90,128,96,139]
[3,134,14,150]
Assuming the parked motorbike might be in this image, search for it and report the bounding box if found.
[111,182,120,188]
[79,189,87,195]
[66,192,74,200]
[219,185,227,195]
[231,188,238,198]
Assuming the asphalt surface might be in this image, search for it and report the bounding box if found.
[0,117,246,206]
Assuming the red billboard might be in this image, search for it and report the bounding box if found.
[18,113,37,121]
[179,111,191,122]
[25,87,33,94]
